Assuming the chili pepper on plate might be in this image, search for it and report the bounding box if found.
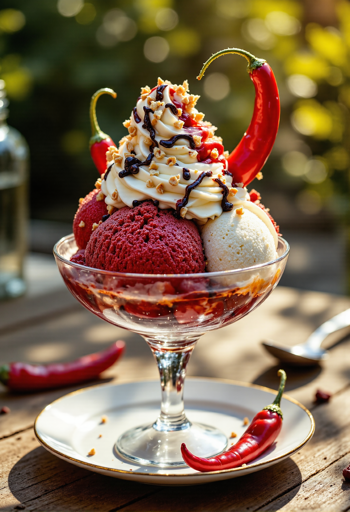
[90,88,117,175]
[181,369,286,472]
[197,48,280,187]
[0,340,125,392]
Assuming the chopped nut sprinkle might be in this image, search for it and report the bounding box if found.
[88,448,95,456]
[151,118,157,127]
[182,96,189,105]
[147,96,153,106]
[256,172,263,180]
[141,93,148,101]
[144,137,153,147]
[236,207,244,216]
[224,150,230,158]
[92,221,102,231]
[154,109,163,120]
[150,169,159,176]
[157,77,164,86]
[195,113,204,122]
[243,417,249,425]
[95,178,102,190]
[176,85,185,96]
[154,148,165,159]
[96,191,104,202]
[128,126,137,136]
[174,120,184,129]
[101,416,108,424]
[167,156,177,166]
[180,207,188,218]
[114,155,123,166]
[189,150,198,159]
[177,108,183,116]
[146,179,155,188]
[156,183,165,194]
[210,148,219,159]
[79,197,84,204]
[169,174,180,186]
[149,161,158,170]
[111,191,118,200]
[230,432,237,438]
[183,80,189,92]
[141,85,151,95]
[107,205,115,215]
[236,182,244,188]
[126,142,134,152]
[193,135,202,148]
[229,188,238,197]
[150,100,164,111]
[123,119,131,128]
[98,434,102,438]
[79,221,85,228]
[106,146,119,162]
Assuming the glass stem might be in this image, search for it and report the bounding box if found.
[145,336,199,432]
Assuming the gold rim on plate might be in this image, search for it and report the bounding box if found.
[34,377,315,478]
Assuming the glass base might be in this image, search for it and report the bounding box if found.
[116,421,227,468]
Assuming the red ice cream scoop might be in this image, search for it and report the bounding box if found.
[85,201,205,274]
[73,188,108,249]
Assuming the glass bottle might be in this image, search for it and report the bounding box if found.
[0,79,29,299]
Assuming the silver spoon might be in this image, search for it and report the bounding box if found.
[262,308,350,365]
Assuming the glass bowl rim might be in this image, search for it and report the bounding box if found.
[54,233,290,280]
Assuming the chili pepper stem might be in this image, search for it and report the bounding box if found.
[263,369,287,419]
[90,88,117,146]
[0,364,9,385]
[197,48,266,80]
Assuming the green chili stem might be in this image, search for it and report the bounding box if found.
[263,369,287,419]
[197,48,266,80]
[0,364,9,385]
[89,88,117,145]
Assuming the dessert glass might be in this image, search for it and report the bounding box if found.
[54,234,289,468]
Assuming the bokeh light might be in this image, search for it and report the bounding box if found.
[282,151,308,177]
[265,11,301,36]
[144,36,169,63]
[203,73,230,101]
[76,3,96,25]
[0,9,25,33]
[296,189,322,215]
[287,75,317,98]
[216,0,250,19]
[57,0,83,18]
[242,18,275,50]
[103,9,138,42]
[303,158,328,184]
[155,8,178,31]
[61,130,87,155]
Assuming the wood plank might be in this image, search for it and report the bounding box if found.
[0,429,160,511]
[1,287,350,438]
[118,384,350,512]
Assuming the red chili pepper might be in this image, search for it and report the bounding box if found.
[197,48,280,187]
[0,341,125,392]
[181,369,286,472]
[90,88,117,175]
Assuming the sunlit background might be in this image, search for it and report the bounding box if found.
[1,0,349,294]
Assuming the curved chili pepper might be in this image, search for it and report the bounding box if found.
[197,48,280,187]
[90,88,117,175]
[181,369,286,472]
[0,340,125,392]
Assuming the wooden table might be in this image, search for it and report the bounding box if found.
[1,255,350,511]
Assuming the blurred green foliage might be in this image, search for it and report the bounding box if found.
[0,0,348,226]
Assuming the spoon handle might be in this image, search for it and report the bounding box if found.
[305,308,350,350]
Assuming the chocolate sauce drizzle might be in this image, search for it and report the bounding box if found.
[102,214,110,222]
[165,102,178,115]
[182,168,191,180]
[176,171,212,218]
[156,84,167,101]
[213,177,233,212]
[103,163,114,181]
[132,199,159,208]
[119,152,154,178]
[133,107,141,123]
[160,134,196,150]
[143,106,158,150]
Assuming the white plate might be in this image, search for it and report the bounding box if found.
[34,379,314,486]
